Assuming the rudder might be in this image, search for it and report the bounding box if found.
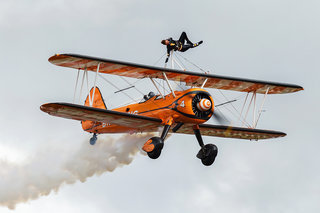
[82,87,107,132]
[84,87,107,109]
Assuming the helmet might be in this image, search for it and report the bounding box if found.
[148,92,155,98]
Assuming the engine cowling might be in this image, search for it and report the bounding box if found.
[173,89,214,123]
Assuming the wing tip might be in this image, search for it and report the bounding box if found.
[48,54,59,63]
[293,85,304,92]
[48,53,69,63]
[40,103,57,113]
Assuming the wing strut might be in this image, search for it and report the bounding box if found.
[73,69,81,103]
[79,68,86,103]
[85,68,91,104]
[253,87,269,128]
[163,72,176,97]
[150,77,164,99]
[171,55,185,70]
[162,50,176,97]
[243,92,255,127]
[239,87,269,128]
[90,63,100,107]
[72,67,90,105]
[201,78,208,88]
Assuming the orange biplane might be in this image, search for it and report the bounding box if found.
[41,53,303,166]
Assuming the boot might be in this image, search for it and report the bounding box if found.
[193,40,203,47]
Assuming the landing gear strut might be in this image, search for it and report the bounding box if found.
[193,126,218,166]
[90,133,97,145]
[143,123,171,159]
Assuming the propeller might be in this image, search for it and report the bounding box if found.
[211,99,237,125]
[212,109,229,125]
[190,92,234,125]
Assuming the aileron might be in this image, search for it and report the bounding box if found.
[175,123,286,140]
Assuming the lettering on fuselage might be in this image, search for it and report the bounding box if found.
[180,101,185,108]
[102,123,111,127]
[100,110,138,128]
[128,110,138,115]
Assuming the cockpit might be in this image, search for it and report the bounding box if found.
[140,91,156,103]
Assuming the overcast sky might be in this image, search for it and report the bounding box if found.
[0,0,319,212]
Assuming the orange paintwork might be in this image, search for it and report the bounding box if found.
[40,54,297,141]
[49,54,304,94]
[81,88,214,134]
[142,139,155,152]
[83,87,107,110]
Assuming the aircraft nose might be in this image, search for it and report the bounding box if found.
[197,98,212,111]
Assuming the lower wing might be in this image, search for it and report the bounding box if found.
[40,103,163,131]
[41,103,286,140]
[175,123,286,140]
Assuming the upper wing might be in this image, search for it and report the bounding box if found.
[175,123,286,140]
[40,103,163,131]
[49,53,303,94]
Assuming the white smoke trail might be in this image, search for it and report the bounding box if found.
[0,133,156,209]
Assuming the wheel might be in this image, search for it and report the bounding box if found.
[89,137,97,145]
[90,134,97,145]
[147,149,162,159]
[197,144,218,166]
[143,137,164,159]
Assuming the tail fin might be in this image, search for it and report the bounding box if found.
[82,87,107,132]
[84,87,107,109]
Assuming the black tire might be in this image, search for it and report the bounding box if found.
[89,136,97,145]
[198,144,218,166]
[146,137,163,159]
[147,149,162,159]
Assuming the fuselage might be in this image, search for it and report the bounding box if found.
[82,88,214,134]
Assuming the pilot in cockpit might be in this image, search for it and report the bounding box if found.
[143,91,156,101]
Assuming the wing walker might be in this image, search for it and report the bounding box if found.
[41,47,303,166]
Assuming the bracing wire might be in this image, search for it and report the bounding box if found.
[174,53,188,70]
[154,78,169,94]
[119,76,144,95]
[172,81,185,91]
[176,52,208,73]
[173,52,253,127]
[153,53,167,66]
[112,53,167,99]
[99,75,138,103]
[211,91,251,127]
[216,90,251,127]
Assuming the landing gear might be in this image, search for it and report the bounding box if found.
[197,144,218,166]
[193,126,218,166]
[143,123,171,159]
[145,137,163,159]
[90,133,97,145]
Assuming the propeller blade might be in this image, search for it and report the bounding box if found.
[212,99,236,124]
[212,110,229,125]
